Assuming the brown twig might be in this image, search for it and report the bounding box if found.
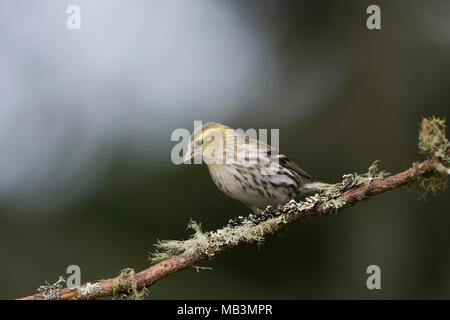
[17,153,447,300]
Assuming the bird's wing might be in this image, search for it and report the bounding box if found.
[241,132,312,181]
[276,154,312,182]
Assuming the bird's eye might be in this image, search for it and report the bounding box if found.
[196,139,203,146]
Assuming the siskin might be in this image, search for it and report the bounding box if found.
[183,122,329,212]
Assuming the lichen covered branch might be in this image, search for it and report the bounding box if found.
[18,117,449,300]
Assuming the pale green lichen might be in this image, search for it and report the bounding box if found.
[150,220,210,263]
[292,160,388,213]
[338,160,390,190]
[80,282,101,297]
[149,218,278,264]
[419,116,449,158]
[367,160,391,181]
[321,196,347,211]
[417,116,449,197]
[112,268,148,300]
[292,189,346,214]
[37,276,66,300]
[420,174,447,197]
[192,266,213,272]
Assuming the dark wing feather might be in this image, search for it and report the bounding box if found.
[277,154,312,182]
[242,132,312,182]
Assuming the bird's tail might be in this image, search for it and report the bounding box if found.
[303,181,332,192]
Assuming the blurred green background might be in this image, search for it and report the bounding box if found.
[1,0,449,299]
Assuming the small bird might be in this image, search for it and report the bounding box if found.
[183,122,329,212]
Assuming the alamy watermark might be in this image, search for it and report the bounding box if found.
[66,5,81,30]
[170,121,280,172]
[366,5,381,30]
[66,264,81,288]
[366,265,381,290]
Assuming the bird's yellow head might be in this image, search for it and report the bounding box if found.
[183,122,231,164]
